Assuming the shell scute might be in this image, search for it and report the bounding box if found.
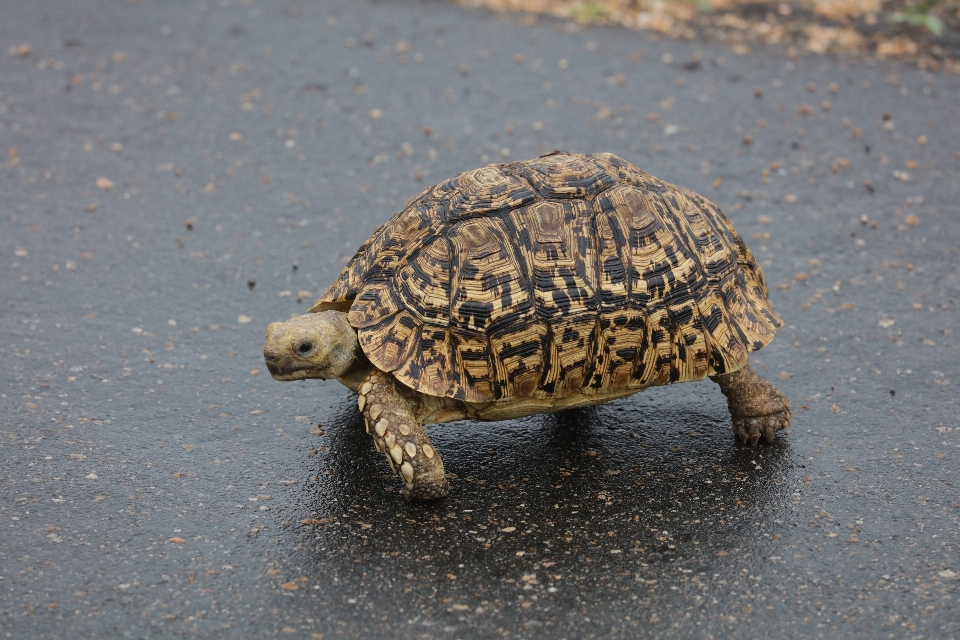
[450,220,534,333]
[435,165,537,221]
[515,153,618,199]
[525,199,598,320]
[312,203,442,312]
[358,310,420,373]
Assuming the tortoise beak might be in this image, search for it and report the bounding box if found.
[263,354,282,377]
[263,322,293,379]
[262,350,311,380]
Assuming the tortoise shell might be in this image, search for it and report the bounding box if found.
[311,152,781,404]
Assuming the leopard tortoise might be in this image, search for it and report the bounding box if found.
[263,151,791,500]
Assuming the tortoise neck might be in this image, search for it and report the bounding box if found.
[336,344,373,392]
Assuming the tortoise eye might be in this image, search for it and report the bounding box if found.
[297,341,314,354]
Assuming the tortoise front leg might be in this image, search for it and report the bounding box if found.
[711,363,792,445]
[357,371,449,500]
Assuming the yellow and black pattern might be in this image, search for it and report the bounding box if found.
[311,152,781,403]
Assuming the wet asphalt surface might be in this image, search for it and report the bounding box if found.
[2,0,959,638]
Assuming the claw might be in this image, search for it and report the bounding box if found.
[733,412,790,444]
[715,364,791,446]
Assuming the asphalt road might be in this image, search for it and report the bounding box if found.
[2,0,959,638]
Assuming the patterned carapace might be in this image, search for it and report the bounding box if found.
[311,152,781,403]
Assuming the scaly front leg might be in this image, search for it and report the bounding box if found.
[357,371,449,500]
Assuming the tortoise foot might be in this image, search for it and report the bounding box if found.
[732,407,792,445]
[400,475,450,501]
[712,363,792,445]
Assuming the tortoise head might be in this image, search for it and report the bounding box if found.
[263,311,359,381]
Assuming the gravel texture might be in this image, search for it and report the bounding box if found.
[1,0,959,637]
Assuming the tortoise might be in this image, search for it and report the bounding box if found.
[263,151,791,500]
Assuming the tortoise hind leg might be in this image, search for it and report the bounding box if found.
[358,371,449,500]
[711,364,791,445]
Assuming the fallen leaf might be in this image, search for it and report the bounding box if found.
[812,0,881,20]
[803,25,864,54]
[877,38,918,58]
